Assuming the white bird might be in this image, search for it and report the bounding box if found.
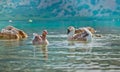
[67,26,93,42]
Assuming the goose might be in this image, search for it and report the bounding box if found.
[3,25,28,38]
[67,26,93,42]
[32,30,49,45]
[0,25,28,40]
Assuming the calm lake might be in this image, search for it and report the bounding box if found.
[0,20,120,72]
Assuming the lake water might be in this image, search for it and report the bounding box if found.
[0,20,120,72]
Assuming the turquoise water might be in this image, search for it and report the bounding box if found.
[0,20,120,72]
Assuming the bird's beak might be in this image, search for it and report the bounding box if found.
[45,31,48,34]
[67,29,70,34]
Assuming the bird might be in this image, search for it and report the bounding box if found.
[32,30,49,45]
[0,25,28,40]
[67,26,93,42]
[4,25,28,39]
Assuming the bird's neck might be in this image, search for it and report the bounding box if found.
[42,34,47,40]
[68,30,75,39]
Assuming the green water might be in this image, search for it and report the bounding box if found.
[0,20,120,72]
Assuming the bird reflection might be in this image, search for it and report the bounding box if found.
[41,45,48,60]
[68,41,93,53]
[68,41,75,46]
[68,40,88,46]
[33,45,48,60]
[0,40,20,48]
[67,41,93,64]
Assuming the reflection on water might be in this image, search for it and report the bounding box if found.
[33,45,48,60]
[0,21,120,72]
[0,40,20,47]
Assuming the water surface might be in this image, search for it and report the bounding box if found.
[0,20,120,72]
